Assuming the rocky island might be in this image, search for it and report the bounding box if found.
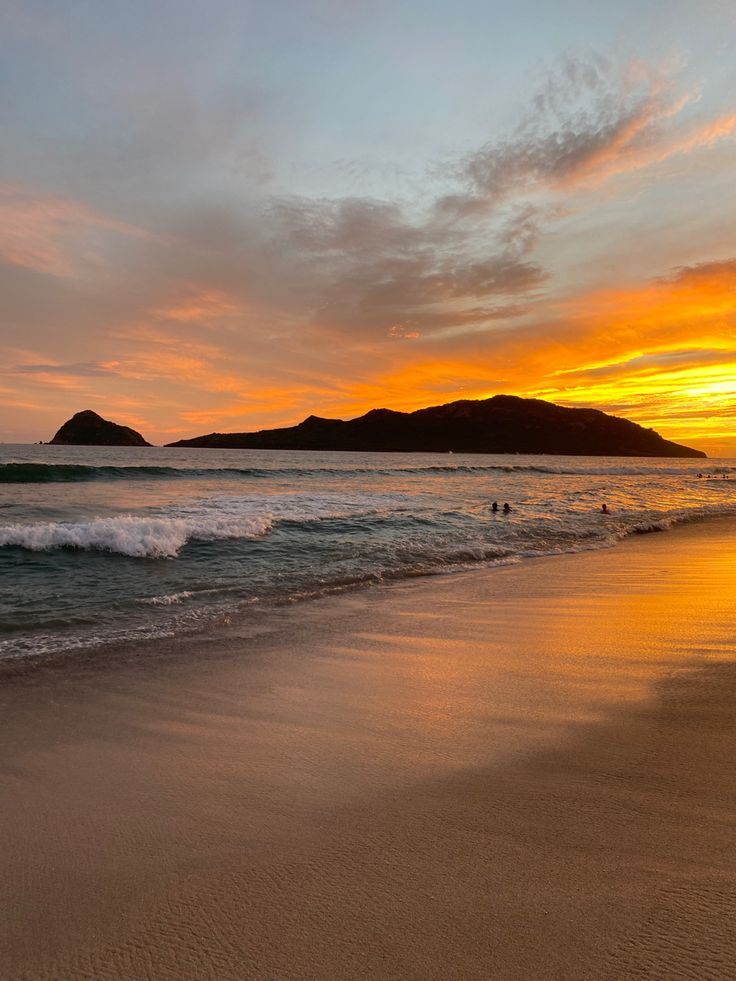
[49,410,152,447]
[166,395,705,458]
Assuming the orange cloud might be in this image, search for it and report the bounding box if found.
[152,288,242,325]
[0,184,145,276]
[566,109,736,188]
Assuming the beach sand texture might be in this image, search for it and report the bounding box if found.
[2,519,736,980]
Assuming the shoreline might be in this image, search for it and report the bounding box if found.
[4,509,736,682]
[2,517,736,978]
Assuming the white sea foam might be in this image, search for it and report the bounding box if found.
[140,591,194,605]
[0,490,413,560]
[0,512,272,558]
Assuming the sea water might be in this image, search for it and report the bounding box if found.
[2,444,735,662]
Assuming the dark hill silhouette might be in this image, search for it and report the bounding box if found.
[166,395,705,457]
[49,410,151,447]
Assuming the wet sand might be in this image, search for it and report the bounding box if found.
[2,519,736,979]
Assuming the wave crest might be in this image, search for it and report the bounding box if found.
[2,460,728,484]
[140,591,194,605]
[0,512,272,558]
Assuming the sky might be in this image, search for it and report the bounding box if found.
[1,0,735,454]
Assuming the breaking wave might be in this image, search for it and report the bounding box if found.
[140,591,194,605]
[0,512,272,558]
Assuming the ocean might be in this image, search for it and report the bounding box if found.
[2,444,735,664]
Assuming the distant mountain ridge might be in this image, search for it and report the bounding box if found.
[166,395,705,458]
[49,410,151,447]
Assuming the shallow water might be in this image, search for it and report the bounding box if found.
[2,444,735,661]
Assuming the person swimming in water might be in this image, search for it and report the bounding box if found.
[503,502,511,513]
[601,503,609,513]
[491,501,499,512]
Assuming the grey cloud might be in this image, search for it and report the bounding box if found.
[496,204,545,256]
[11,361,120,377]
[262,190,549,338]
[137,188,549,345]
[435,56,688,220]
[531,52,614,120]
[445,110,632,209]
[312,249,545,331]
[271,197,423,255]
[664,257,736,284]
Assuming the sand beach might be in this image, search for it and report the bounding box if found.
[2,518,736,979]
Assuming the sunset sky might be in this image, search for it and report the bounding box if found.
[2,0,735,454]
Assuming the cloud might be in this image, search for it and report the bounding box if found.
[271,196,422,255]
[0,184,145,276]
[11,361,121,377]
[552,347,736,382]
[663,256,736,286]
[151,288,242,326]
[265,191,548,340]
[388,321,421,340]
[435,55,736,219]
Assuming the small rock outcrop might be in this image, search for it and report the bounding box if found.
[49,410,152,446]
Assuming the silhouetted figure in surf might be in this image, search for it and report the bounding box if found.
[601,503,609,514]
[491,501,499,513]
[503,502,511,514]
